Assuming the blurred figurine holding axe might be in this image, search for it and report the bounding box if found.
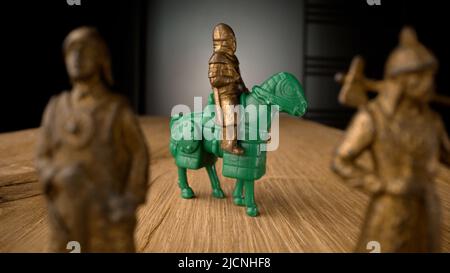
[331,26,450,252]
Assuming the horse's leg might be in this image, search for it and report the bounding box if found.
[244,180,259,217]
[206,164,225,198]
[178,167,194,199]
[233,179,245,206]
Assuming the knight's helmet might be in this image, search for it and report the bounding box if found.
[212,23,236,54]
[384,26,438,78]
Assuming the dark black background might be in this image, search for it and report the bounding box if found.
[0,0,449,132]
[302,0,450,130]
[0,0,146,132]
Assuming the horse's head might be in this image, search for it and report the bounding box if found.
[251,72,307,117]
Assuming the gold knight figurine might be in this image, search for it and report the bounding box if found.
[36,27,149,253]
[332,27,450,252]
[208,23,249,155]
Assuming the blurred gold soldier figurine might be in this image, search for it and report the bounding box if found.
[36,27,149,253]
[209,23,249,155]
[332,26,450,252]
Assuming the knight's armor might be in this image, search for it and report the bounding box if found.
[208,23,248,155]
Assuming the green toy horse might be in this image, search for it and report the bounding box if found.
[169,72,307,216]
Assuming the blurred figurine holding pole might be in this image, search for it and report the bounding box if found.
[332,26,450,252]
[36,27,149,253]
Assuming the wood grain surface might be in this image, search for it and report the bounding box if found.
[0,116,449,252]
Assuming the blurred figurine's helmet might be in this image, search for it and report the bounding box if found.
[63,26,114,86]
[212,23,236,54]
[385,26,438,78]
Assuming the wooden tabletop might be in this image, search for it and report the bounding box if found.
[0,116,449,252]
